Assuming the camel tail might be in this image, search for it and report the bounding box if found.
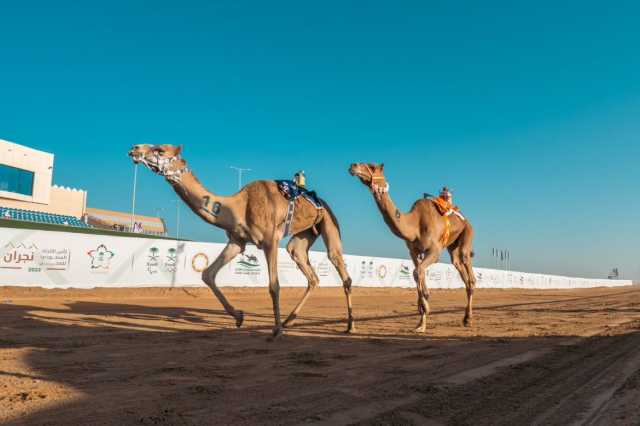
[321,200,342,238]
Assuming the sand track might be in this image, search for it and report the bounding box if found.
[1,286,639,425]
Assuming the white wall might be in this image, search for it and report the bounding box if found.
[0,226,633,289]
[0,139,54,205]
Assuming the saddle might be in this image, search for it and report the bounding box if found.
[431,197,464,219]
[428,196,466,246]
[275,180,324,236]
[276,180,323,208]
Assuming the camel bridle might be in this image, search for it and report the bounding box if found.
[358,164,389,198]
[146,150,190,183]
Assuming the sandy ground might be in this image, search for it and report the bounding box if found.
[1,285,640,425]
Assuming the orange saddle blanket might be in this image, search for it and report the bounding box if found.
[431,197,464,219]
[430,197,465,246]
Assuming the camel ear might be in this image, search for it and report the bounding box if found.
[380,163,385,171]
[176,145,183,155]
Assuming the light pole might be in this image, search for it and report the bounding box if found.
[155,207,166,235]
[130,162,138,232]
[171,199,180,240]
[230,166,252,190]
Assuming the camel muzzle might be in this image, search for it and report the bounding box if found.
[128,148,145,164]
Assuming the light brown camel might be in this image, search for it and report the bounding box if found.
[128,144,355,337]
[349,163,475,332]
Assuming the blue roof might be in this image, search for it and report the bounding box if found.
[0,206,91,228]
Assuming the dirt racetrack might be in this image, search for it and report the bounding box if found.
[1,285,640,425]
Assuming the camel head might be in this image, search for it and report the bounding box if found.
[128,144,154,164]
[349,163,389,197]
[128,144,189,182]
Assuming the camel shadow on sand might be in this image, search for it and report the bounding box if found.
[2,289,640,426]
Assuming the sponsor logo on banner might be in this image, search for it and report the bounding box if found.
[428,270,442,282]
[313,259,331,277]
[1,242,71,273]
[377,265,387,279]
[399,264,412,280]
[235,253,260,275]
[2,242,38,272]
[146,247,178,274]
[165,248,178,273]
[191,253,209,272]
[40,248,71,271]
[88,244,115,272]
[445,269,455,282]
[147,247,161,274]
[506,272,514,285]
[359,260,375,278]
[278,258,298,271]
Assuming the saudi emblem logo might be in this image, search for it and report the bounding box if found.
[165,248,177,273]
[146,247,161,274]
[88,244,115,270]
[146,247,179,274]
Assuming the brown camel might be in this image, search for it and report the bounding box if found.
[349,163,475,332]
[128,144,354,337]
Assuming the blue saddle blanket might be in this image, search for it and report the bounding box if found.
[275,180,323,209]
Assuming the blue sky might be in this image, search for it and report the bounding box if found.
[1,1,639,279]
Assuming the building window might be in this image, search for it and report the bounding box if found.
[0,164,35,196]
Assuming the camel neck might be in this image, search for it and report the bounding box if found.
[373,190,417,241]
[167,171,230,229]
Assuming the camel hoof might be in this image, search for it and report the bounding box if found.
[282,316,296,329]
[463,318,473,328]
[413,326,427,333]
[268,326,284,341]
[235,311,244,328]
[345,321,356,334]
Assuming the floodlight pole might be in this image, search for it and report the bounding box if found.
[171,199,180,240]
[230,166,252,190]
[130,163,138,232]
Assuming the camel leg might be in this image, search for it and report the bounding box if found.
[461,253,476,327]
[461,242,476,327]
[412,267,429,332]
[283,229,320,329]
[201,240,246,327]
[264,241,283,338]
[411,247,440,333]
[320,213,355,333]
[449,230,476,327]
[409,247,427,332]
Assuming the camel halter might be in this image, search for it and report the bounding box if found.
[361,165,389,198]
[150,152,190,183]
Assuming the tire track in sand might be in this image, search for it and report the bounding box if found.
[311,320,640,426]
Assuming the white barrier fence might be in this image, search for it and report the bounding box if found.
[0,226,633,289]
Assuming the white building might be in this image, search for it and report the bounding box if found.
[0,139,87,218]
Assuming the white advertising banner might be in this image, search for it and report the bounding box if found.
[0,226,633,289]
